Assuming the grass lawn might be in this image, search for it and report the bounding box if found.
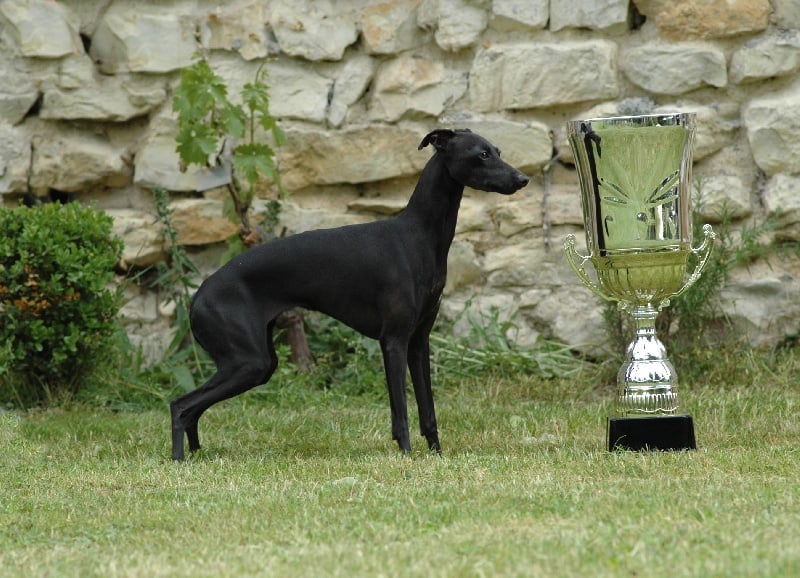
[1,354,799,577]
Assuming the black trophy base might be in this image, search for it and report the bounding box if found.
[608,414,696,451]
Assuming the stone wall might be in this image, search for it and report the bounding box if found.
[2,0,800,359]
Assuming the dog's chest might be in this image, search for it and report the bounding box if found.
[430,275,445,298]
[418,272,446,315]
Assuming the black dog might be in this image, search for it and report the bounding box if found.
[170,129,529,460]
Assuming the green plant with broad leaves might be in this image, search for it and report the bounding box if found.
[173,58,286,247]
[171,58,313,369]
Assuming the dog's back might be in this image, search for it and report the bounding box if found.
[191,214,432,343]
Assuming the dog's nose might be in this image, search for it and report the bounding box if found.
[516,173,530,189]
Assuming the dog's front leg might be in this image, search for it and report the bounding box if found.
[408,332,440,454]
[380,337,412,453]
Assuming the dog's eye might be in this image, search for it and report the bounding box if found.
[479,150,490,160]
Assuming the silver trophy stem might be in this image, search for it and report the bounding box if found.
[617,304,679,415]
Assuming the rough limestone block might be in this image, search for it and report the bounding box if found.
[261,60,333,123]
[56,54,96,90]
[90,5,196,73]
[773,0,800,29]
[134,133,221,192]
[119,285,159,323]
[0,51,39,124]
[0,0,82,58]
[622,44,727,95]
[278,125,429,190]
[272,201,370,236]
[0,121,33,194]
[419,0,488,51]
[633,0,770,40]
[470,41,619,111]
[744,89,800,176]
[168,199,239,246]
[206,54,333,124]
[361,0,424,55]
[328,54,376,127]
[550,0,629,32]
[694,174,752,222]
[30,128,130,193]
[347,197,408,216]
[454,196,494,233]
[444,239,482,294]
[442,293,526,342]
[369,54,468,122]
[763,174,800,239]
[40,75,167,122]
[270,0,358,61]
[529,289,609,357]
[0,90,38,125]
[491,191,543,235]
[484,240,568,288]
[133,118,210,192]
[107,209,165,268]
[490,0,548,30]
[720,258,800,348]
[490,181,584,234]
[198,0,270,60]
[730,31,800,85]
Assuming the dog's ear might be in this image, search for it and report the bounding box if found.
[418,129,458,152]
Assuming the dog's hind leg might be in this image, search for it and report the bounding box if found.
[171,371,227,461]
[380,336,412,453]
[171,321,279,460]
[408,323,440,453]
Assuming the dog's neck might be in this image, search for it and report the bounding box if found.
[402,153,463,261]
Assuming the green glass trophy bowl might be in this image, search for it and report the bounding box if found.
[563,113,715,451]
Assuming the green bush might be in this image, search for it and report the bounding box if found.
[0,203,122,406]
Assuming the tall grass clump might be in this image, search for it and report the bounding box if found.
[262,304,590,399]
[431,304,589,383]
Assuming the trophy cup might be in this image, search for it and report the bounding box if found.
[563,113,715,451]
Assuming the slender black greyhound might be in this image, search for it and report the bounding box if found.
[170,128,529,460]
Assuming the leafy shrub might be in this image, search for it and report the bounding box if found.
[0,203,122,406]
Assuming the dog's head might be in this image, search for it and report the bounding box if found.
[419,129,529,195]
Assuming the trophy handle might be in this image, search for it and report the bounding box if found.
[671,224,716,301]
[564,234,618,303]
